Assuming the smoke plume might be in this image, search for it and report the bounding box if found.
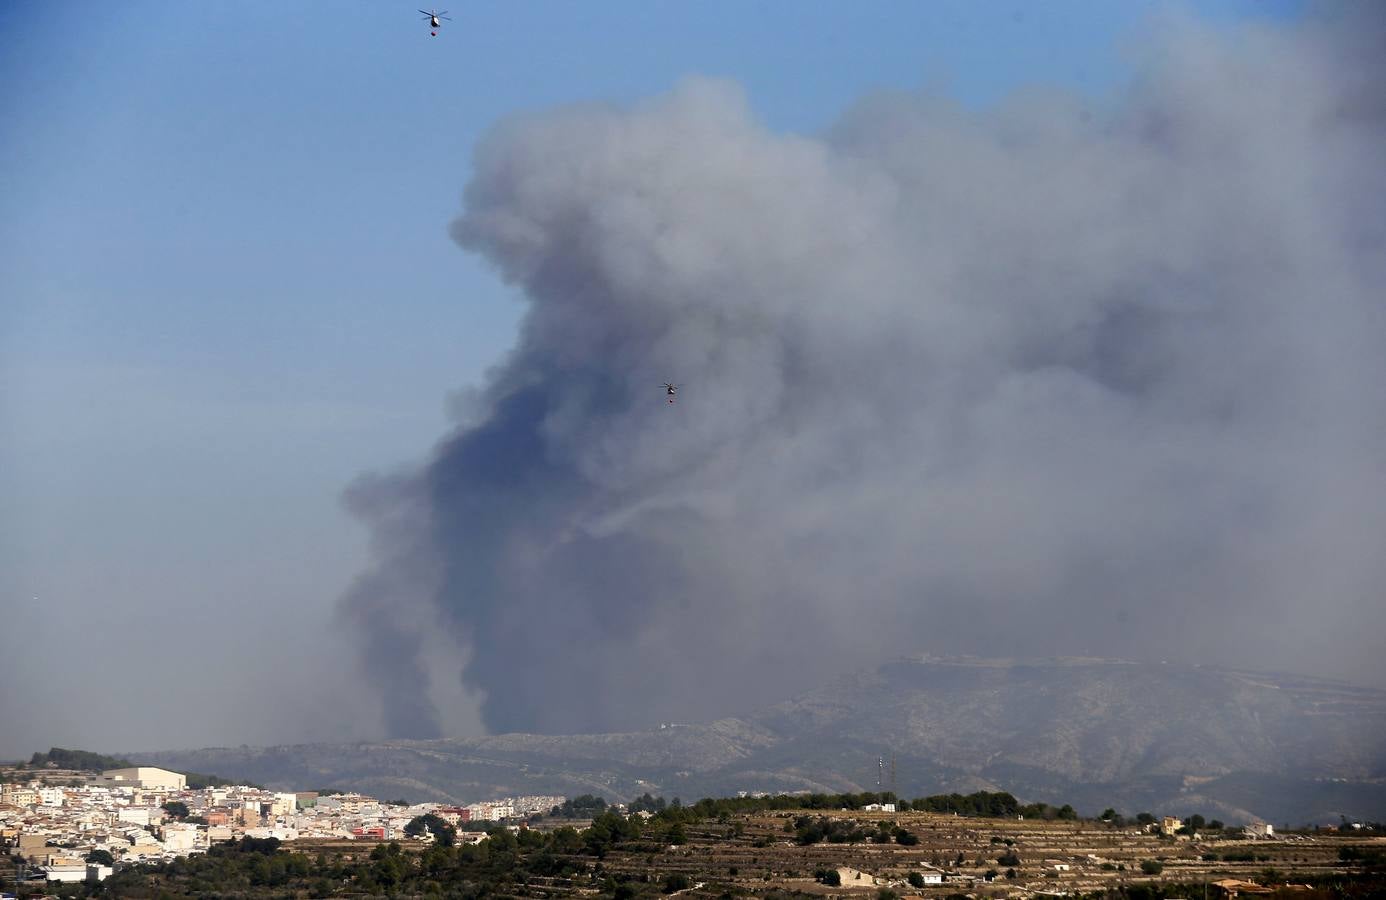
[342,8,1386,738]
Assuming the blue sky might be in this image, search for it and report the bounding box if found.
[0,0,1305,758]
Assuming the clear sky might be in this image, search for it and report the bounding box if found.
[0,0,1306,759]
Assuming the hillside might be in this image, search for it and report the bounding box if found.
[141,657,1386,824]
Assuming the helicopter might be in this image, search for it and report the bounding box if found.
[419,8,451,36]
[663,383,679,403]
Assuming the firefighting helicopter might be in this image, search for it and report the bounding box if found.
[419,8,451,35]
[663,383,679,403]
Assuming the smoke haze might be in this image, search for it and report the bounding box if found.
[343,8,1386,739]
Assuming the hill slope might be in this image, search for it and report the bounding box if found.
[142,657,1386,824]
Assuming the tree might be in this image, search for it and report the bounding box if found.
[1140,860,1163,875]
[29,748,133,772]
[816,868,841,886]
[1135,812,1156,826]
[907,872,925,888]
[404,814,456,847]
[552,794,607,818]
[662,873,691,893]
[1100,808,1117,821]
[162,801,190,820]
[997,851,1021,867]
[85,849,115,866]
[630,793,667,814]
[1189,814,1206,830]
[1209,819,1225,831]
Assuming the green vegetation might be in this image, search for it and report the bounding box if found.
[629,792,668,814]
[28,748,133,771]
[186,770,264,790]
[549,789,1096,823]
[550,794,609,817]
[28,786,1385,900]
[405,813,458,847]
[792,815,869,845]
[1340,845,1386,868]
[162,800,190,820]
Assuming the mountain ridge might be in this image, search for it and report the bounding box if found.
[139,656,1386,823]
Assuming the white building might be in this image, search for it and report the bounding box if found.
[36,788,65,807]
[43,865,88,883]
[117,807,161,826]
[271,793,299,817]
[98,768,187,792]
[160,823,202,853]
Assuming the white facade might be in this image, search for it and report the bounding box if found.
[43,865,88,883]
[98,767,187,791]
[117,806,160,826]
[37,788,65,807]
[161,824,201,852]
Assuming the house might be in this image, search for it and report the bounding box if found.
[1243,822,1274,838]
[1211,878,1273,897]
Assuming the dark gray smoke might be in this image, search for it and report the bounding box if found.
[343,8,1386,738]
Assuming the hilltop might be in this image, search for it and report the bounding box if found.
[139,657,1386,824]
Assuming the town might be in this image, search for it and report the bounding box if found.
[4,761,1384,897]
[1,763,561,885]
